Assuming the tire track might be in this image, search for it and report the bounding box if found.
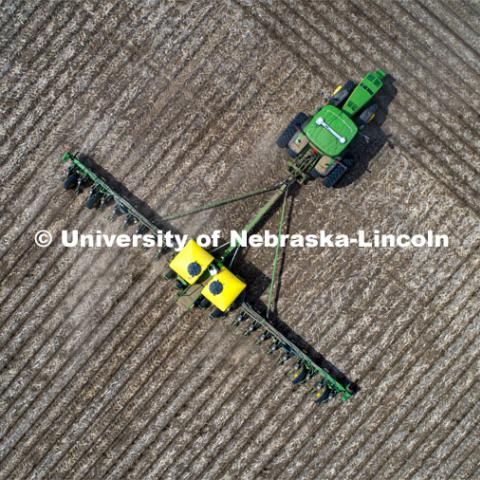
[0,1,134,166]
[0,0,210,194]
[0,0,41,53]
[20,309,226,480]
[392,390,480,479]
[435,430,480,480]
[405,0,480,70]
[45,45,302,480]
[129,344,271,480]
[89,326,243,480]
[1,267,171,479]
[0,247,151,452]
[0,20,288,478]
[387,0,480,89]
[452,448,480,480]
[433,0,480,49]
[0,0,216,258]
[0,28,239,436]
[1,1,88,130]
[0,0,63,78]
[347,312,480,479]
[0,13,234,448]
[0,0,204,192]
[279,260,479,479]
[253,250,476,477]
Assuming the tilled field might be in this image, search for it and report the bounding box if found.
[1,1,479,479]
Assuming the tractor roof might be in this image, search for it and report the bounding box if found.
[304,105,358,157]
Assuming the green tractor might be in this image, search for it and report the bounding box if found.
[277,70,386,187]
[58,70,388,405]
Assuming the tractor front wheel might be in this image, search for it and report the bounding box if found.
[327,80,356,108]
[276,112,309,148]
[358,102,378,126]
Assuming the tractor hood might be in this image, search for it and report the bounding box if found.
[304,105,357,157]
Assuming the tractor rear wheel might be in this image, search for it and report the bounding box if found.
[341,155,354,169]
[358,102,378,126]
[323,163,347,188]
[276,112,309,148]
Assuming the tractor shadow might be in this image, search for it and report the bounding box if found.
[335,74,398,188]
